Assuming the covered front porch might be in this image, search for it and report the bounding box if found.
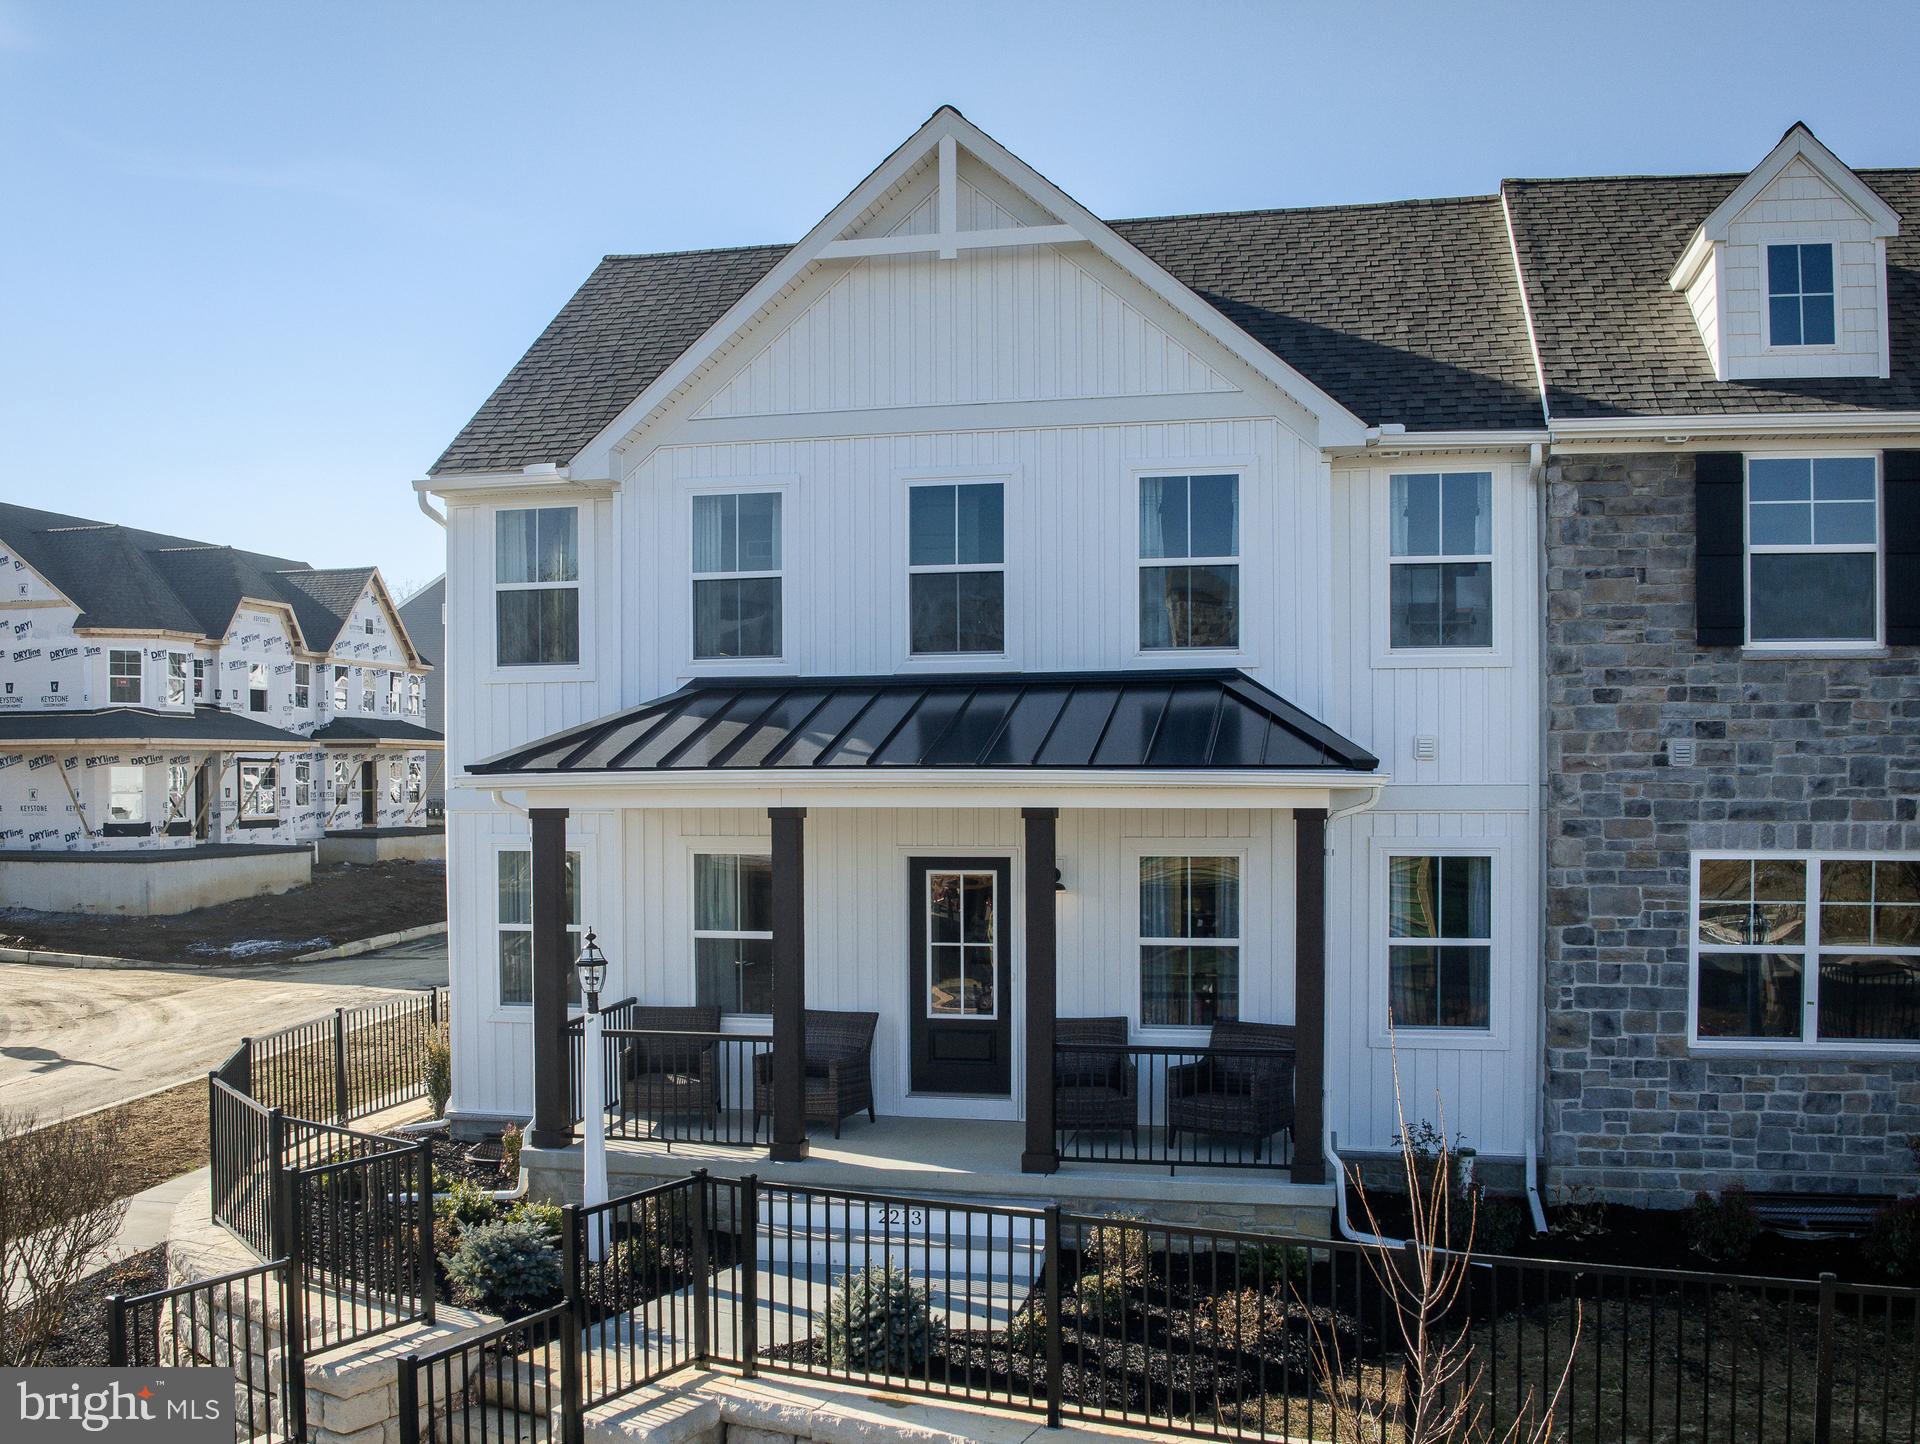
[470,670,1380,1206]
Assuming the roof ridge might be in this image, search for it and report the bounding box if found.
[1112,193,1499,225]
[599,240,795,262]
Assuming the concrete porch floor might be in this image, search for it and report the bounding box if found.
[524,1115,1335,1236]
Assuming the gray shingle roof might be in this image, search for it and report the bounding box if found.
[0,706,309,748]
[310,717,443,745]
[0,503,392,653]
[1503,170,1919,418]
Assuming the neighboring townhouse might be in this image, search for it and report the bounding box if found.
[418,109,1915,1216]
[0,503,444,912]
[398,575,448,814]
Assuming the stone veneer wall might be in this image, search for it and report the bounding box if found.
[1544,450,1920,1207]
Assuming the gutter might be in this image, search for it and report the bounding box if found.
[1549,411,1920,442]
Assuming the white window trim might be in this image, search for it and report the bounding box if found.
[1743,450,1883,650]
[1375,465,1505,666]
[490,836,588,1017]
[488,502,591,680]
[237,759,278,820]
[1688,849,1920,1057]
[1132,845,1248,1035]
[108,648,142,706]
[901,472,1012,666]
[690,842,775,1021]
[165,652,189,708]
[684,477,794,675]
[1761,240,1840,354]
[1129,463,1251,662]
[922,866,1002,1022]
[1367,835,1511,1052]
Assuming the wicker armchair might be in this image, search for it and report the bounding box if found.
[1165,1020,1296,1163]
[1054,1016,1137,1142]
[619,1005,723,1124]
[752,1009,878,1138]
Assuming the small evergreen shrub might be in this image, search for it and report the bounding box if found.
[1235,1240,1318,1288]
[1072,1269,1131,1328]
[824,1265,943,1373]
[423,1022,452,1120]
[433,1177,500,1247]
[1004,1303,1050,1356]
[443,1218,564,1318]
[1685,1186,1761,1265]
[1865,1197,1920,1284]
[507,1199,564,1246]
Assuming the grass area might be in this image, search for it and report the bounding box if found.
[91,1080,211,1197]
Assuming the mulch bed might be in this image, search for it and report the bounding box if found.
[32,1246,170,1367]
[0,860,444,963]
[432,1131,514,1189]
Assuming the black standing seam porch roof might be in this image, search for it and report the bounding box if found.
[468,670,1379,778]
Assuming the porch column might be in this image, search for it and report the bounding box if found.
[528,805,573,1149]
[1292,807,1328,1183]
[1021,807,1058,1174]
[769,806,809,1163]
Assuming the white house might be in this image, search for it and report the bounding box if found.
[0,503,443,913]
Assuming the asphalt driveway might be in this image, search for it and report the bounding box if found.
[0,935,448,1122]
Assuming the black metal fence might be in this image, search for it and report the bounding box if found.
[397,1301,571,1444]
[248,986,447,1126]
[604,1030,773,1149]
[1054,1040,1294,1172]
[109,1256,301,1444]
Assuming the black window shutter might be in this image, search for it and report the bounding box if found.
[1694,452,1745,646]
[1887,451,1920,647]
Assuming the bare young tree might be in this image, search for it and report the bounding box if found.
[0,1109,131,1366]
[1310,1049,1577,1443]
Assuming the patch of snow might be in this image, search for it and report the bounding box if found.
[187,936,332,958]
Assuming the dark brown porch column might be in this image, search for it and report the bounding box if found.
[528,805,572,1149]
[1291,807,1328,1183]
[1021,807,1058,1174]
[769,806,808,1163]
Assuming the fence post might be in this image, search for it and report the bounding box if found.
[1043,1205,1063,1430]
[265,1108,286,1250]
[333,1008,350,1124]
[560,1204,585,1444]
[739,1174,760,1379]
[428,987,439,1028]
[279,1202,309,1444]
[1814,1270,1837,1444]
[106,1294,128,1367]
[690,1170,711,1365]
[206,1072,220,1219]
[416,1137,436,1325]
[395,1355,419,1444]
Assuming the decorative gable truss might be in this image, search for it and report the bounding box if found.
[1670,123,1900,383]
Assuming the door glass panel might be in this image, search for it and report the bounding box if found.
[926,870,995,1017]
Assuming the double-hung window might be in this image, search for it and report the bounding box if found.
[193,659,207,701]
[293,662,311,709]
[107,766,146,830]
[387,673,403,713]
[1746,456,1878,644]
[405,759,423,803]
[1389,472,1492,649]
[165,763,191,831]
[693,853,773,1014]
[692,492,782,659]
[495,507,581,666]
[406,676,422,716]
[248,663,268,713]
[1139,474,1238,650]
[108,649,141,705]
[497,849,582,1008]
[293,760,312,807]
[908,482,1004,654]
[1387,855,1492,1029]
[1139,855,1240,1027]
[238,761,278,823]
[361,681,375,712]
[166,653,188,707]
[1767,243,1836,347]
[1694,854,1920,1047]
[332,666,349,710]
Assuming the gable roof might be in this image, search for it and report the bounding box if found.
[1505,169,1920,418]
[0,502,413,657]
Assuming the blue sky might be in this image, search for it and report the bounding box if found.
[1,1,1915,597]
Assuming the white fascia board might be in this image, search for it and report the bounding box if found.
[567,107,1369,476]
[414,471,614,500]
[1700,124,1900,243]
[1667,226,1713,292]
[1551,412,1920,443]
[1326,429,1552,458]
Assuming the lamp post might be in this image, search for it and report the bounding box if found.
[575,928,610,1260]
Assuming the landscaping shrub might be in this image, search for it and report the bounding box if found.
[1235,1239,1318,1287]
[423,1022,452,1120]
[433,1177,501,1249]
[508,1199,564,1247]
[824,1265,943,1373]
[1004,1302,1049,1356]
[1474,1195,1532,1257]
[1685,1186,1761,1265]
[443,1217,563,1318]
[1072,1269,1131,1328]
[1865,1196,1920,1284]
[1079,1214,1150,1280]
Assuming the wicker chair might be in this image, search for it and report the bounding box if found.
[619,1005,723,1125]
[752,1009,878,1138]
[1053,1016,1137,1142]
[1165,1020,1296,1163]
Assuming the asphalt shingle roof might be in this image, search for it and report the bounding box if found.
[1503,169,1920,418]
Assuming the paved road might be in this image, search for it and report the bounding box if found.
[0,935,448,1122]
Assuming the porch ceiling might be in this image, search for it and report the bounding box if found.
[469,669,1380,784]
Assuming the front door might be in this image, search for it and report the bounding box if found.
[908,856,1013,1096]
[360,761,377,826]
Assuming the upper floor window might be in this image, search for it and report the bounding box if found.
[1387,855,1492,1030]
[333,666,349,709]
[1139,474,1238,650]
[909,482,1004,655]
[1693,854,1920,1048]
[1747,457,1878,644]
[1767,243,1836,347]
[108,649,141,705]
[361,682,376,712]
[1389,472,1492,649]
[193,658,206,701]
[166,653,188,707]
[1139,854,1239,1027]
[364,617,375,636]
[692,492,781,659]
[495,507,580,667]
[248,663,268,713]
[293,662,311,710]
[406,675,422,716]
[693,852,773,1014]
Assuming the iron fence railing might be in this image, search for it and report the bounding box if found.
[565,996,636,1125]
[287,1129,435,1354]
[603,1029,773,1149]
[248,986,446,1126]
[397,1300,571,1444]
[209,1049,277,1257]
[1054,1041,1294,1172]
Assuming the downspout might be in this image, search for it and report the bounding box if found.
[1327,1131,1402,1248]
[414,481,447,528]
[1529,439,1552,1235]
[489,788,529,819]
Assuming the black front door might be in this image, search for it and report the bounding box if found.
[360,761,377,826]
[908,856,1013,1096]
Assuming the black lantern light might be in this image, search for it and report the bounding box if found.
[574,928,609,1012]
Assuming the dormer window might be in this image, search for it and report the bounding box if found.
[1767,243,1835,347]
